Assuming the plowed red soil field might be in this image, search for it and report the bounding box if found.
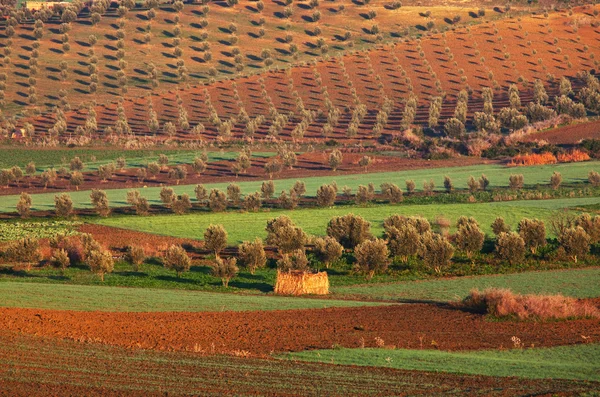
[524,119,600,145]
[2,304,598,357]
[0,330,595,396]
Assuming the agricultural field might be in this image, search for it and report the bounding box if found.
[2,0,600,395]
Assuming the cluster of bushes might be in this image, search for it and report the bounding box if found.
[3,211,599,286]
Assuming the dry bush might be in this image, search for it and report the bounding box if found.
[312,236,343,268]
[204,224,228,257]
[353,238,389,280]
[266,215,307,255]
[172,193,192,214]
[163,245,191,277]
[277,249,310,272]
[211,256,238,287]
[327,213,372,249]
[90,189,110,217]
[419,232,454,274]
[557,149,590,163]
[54,193,73,218]
[124,245,145,271]
[509,152,557,166]
[496,232,525,265]
[5,237,41,270]
[238,238,267,274]
[316,183,337,207]
[385,223,420,262]
[518,218,546,254]
[461,288,599,320]
[574,213,600,244]
[261,180,275,199]
[550,171,562,190]
[384,215,431,234]
[208,189,227,212]
[50,248,70,273]
[508,174,524,189]
[16,192,32,218]
[87,249,114,281]
[355,184,375,205]
[559,226,590,263]
[380,183,403,203]
[454,221,484,259]
[160,187,176,207]
[491,217,510,236]
[589,171,600,187]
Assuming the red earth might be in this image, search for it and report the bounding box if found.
[0,329,595,396]
[1,303,598,357]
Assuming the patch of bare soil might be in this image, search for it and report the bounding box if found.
[1,304,598,357]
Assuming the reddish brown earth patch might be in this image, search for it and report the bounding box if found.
[77,223,202,256]
[0,331,594,397]
[523,120,600,145]
[1,304,598,357]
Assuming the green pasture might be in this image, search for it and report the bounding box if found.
[332,267,600,302]
[96,197,600,243]
[0,282,384,312]
[0,160,598,213]
[281,344,600,382]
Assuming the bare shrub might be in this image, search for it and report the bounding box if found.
[384,215,431,234]
[509,174,524,189]
[211,256,238,287]
[329,149,343,171]
[316,183,337,207]
[208,189,227,212]
[261,180,275,199]
[559,226,590,262]
[238,238,267,274]
[574,213,600,244]
[419,232,454,274]
[172,193,192,214]
[312,236,343,268]
[292,180,306,197]
[491,217,510,236]
[461,289,599,320]
[16,192,32,218]
[5,237,41,270]
[204,224,228,257]
[327,213,372,249]
[496,232,525,265]
[51,248,70,273]
[518,218,546,254]
[124,245,145,271]
[380,183,403,203]
[353,238,389,280]
[588,171,600,187]
[385,223,420,262]
[227,183,242,205]
[87,249,114,281]
[90,189,110,217]
[54,193,73,218]
[243,192,262,212]
[455,221,484,258]
[277,249,309,271]
[550,171,562,190]
[159,187,176,207]
[355,184,375,205]
[163,245,191,277]
[266,215,308,255]
[405,180,416,194]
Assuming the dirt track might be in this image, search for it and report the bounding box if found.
[2,304,598,356]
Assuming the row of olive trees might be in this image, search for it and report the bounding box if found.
[6,210,597,285]
[13,170,600,218]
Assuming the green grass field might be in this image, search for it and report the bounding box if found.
[0,161,598,213]
[281,344,600,382]
[96,196,600,243]
[332,267,600,302]
[0,282,384,312]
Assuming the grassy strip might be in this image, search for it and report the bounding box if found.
[0,161,598,212]
[280,344,600,382]
[95,197,600,243]
[0,281,385,312]
[332,268,600,302]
